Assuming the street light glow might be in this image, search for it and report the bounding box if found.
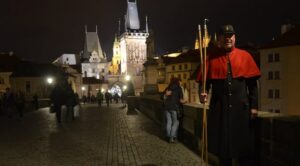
[125,75,131,81]
[81,87,86,91]
[123,85,127,90]
[47,77,53,84]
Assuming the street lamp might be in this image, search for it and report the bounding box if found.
[124,74,134,96]
[81,86,86,97]
[47,77,53,84]
[123,85,127,91]
[125,75,131,81]
[45,77,54,97]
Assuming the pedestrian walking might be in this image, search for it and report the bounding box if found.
[50,81,65,123]
[65,83,75,121]
[96,90,104,107]
[15,90,25,118]
[32,94,39,110]
[3,88,15,119]
[105,91,110,107]
[121,91,127,107]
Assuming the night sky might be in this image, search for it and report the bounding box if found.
[0,0,298,63]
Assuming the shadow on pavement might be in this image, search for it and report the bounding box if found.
[126,108,139,115]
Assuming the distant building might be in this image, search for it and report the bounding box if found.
[52,54,79,65]
[10,62,73,100]
[259,25,300,115]
[110,0,149,95]
[109,35,121,75]
[82,26,108,79]
[163,49,200,103]
[53,1,150,97]
[0,52,21,94]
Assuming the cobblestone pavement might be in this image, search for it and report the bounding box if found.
[0,103,203,166]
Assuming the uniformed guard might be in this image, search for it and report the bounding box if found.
[198,24,260,166]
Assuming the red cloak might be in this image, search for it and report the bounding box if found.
[197,48,260,81]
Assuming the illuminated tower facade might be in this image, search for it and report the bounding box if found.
[109,35,121,75]
[82,26,108,79]
[119,0,149,75]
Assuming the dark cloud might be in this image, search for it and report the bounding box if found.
[0,0,298,63]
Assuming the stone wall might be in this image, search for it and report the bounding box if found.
[127,96,300,166]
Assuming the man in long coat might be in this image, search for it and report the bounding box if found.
[198,25,260,166]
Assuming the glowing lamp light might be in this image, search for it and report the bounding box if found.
[123,85,127,90]
[125,75,131,81]
[47,77,53,84]
[81,87,86,91]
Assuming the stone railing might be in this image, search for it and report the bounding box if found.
[127,96,300,166]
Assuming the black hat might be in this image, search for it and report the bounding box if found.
[218,24,235,35]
